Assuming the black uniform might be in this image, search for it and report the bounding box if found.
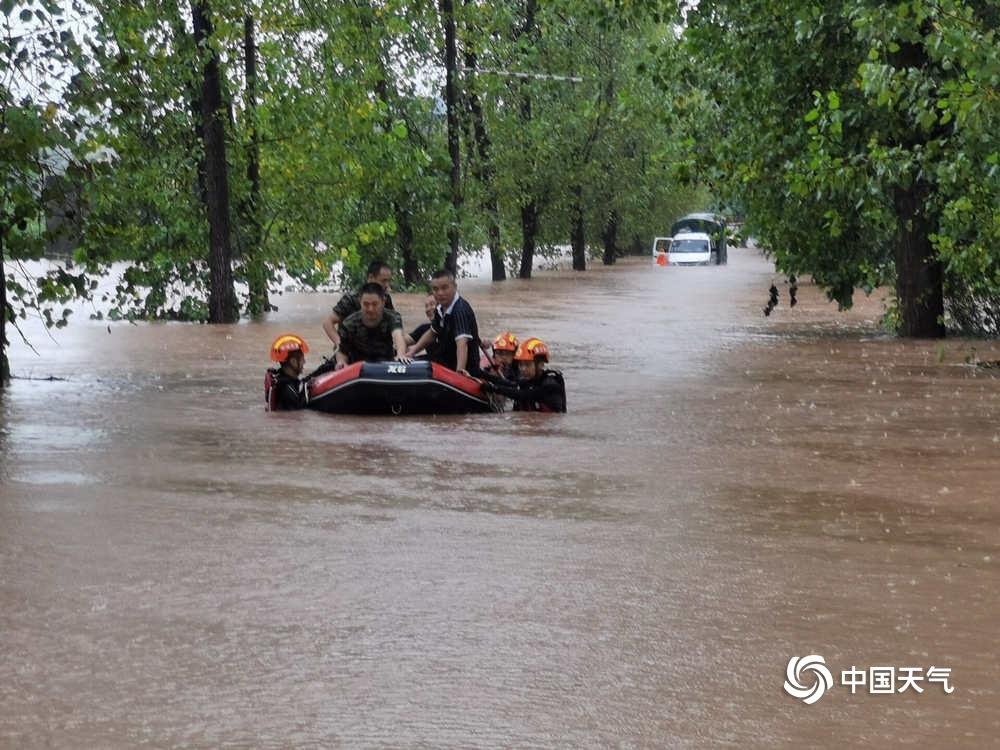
[408,322,439,360]
[431,296,482,375]
[483,370,567,413]
[267,368,307,411]
[483,360,517,381]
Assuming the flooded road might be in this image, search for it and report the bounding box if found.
[2,249,999,747]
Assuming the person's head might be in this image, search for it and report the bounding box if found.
[423,293,436,321]
[366,260,392,292]
[359,282,386,326]
[492,332,519,367]
[270,333,309,377]
[513,337,549,380]
[284,349,305,377]
[430,269,457,308]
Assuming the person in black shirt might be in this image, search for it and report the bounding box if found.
[322,259,395,347]
[266,333,309,411]
[483,337,566,413]
[405,293,439,360]
[406,269,482,376]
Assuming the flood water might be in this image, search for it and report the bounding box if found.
[2,248,999,748]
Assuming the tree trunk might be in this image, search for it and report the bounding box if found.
[243,13,269,317]
[570,184,586,271]
[1,232,8,387]
[488,216,504,281]
[465,81,505,282]
[462,11,505,282]
[518,202,538,279]
[441,0,462,274]
[516,0,537,280]
[192,0,237,324]
[889,34,945,338]
[165,0,207,209]
[602,209,619,265]
[369,73,420,287]
[396,201,419,285]
[894,181,944,337]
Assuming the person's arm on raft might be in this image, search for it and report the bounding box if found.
[322,312,341,346]
[323,292,359,347]
[334,321,352,370]
[455,336,470,375]
[392,327,413,363]
[481,372,519,398]
[406,327,436,358]
[483,374,566,411]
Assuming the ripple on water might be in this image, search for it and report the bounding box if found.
[9,470,98,487]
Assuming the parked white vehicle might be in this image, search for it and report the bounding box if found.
[666,231,715,265]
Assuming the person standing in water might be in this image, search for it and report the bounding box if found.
[483,337,567,413]
[484,332,518,380]
[266,334,309,411]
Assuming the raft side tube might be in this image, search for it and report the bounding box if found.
[306,360,492,415]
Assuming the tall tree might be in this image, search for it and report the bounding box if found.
[441,0,462,274]
[241,11,269,317]
[1,3,91,383]
[515,0,540,279]
[679,0,1000,336]
[462,0,505,281]
[191,0,237,323]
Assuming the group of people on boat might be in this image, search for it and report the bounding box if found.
[266,260,567,414]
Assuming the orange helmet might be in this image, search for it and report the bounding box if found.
[492,332,519,353]
[270,333,309,362]
[514,337,549,363]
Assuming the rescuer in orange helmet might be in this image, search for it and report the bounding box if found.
[483,336,566,413]
[266,333,309,411]
[485,331,519,379]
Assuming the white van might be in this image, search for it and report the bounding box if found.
[651,236,671,260]
[667,231,714,265]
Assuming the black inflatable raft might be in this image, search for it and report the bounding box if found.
[306,360,496,415]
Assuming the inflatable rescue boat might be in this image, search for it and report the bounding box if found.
[306,360,497,415]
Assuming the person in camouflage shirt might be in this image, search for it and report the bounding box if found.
[322,259,395,347]
[334,283,412,368]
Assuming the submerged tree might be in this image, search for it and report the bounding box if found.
[1,2,93,385]
[4,0,703,374]
[678,0,1000,337]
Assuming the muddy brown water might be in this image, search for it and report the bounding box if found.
[2,249,999,748]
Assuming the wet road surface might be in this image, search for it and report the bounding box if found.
[2,248,999,747]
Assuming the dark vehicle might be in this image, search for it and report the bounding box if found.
[670,213,728,265]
